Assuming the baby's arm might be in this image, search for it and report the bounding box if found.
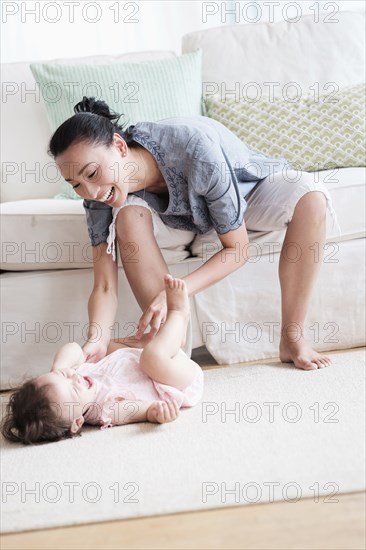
[109,398,179,425]
[51,342,85,372]
[147,399,180,424]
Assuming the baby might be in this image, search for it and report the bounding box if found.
[1,275,204,445]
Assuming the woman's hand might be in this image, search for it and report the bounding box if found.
[146,398,180,424]
[135,290,167,341]
[82,340,108,363]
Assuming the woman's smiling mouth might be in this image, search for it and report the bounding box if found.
[99,186,115,203]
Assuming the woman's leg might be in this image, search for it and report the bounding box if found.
[278,191,332,370]
[244,170,340,370]
[139,275,199,389]
[113,195,195,305]
[112,198,195,350]
[116,204,169,311]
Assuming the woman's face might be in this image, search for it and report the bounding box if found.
[36,367,98,433]
[56,134,140,207]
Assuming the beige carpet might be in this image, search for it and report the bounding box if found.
[1,350,365,534]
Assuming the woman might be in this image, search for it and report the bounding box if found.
[48,96,341,371]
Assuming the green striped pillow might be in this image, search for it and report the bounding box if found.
[30,50,203,199]
[31,49,203,131]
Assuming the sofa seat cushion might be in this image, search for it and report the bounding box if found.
[1,167,364,270]
[190,167,366,258]
[0,199,193,270]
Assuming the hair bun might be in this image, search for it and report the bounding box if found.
[73,96,120,123]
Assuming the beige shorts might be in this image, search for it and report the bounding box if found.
[106,170,341,262]
[241,169,342,236]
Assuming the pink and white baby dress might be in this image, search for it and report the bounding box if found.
[77,347,204,429]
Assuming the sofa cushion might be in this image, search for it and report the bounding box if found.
[0,199,193,270]
[182,11,365,98]
[2,167,364,271]
[190,167,366,258]
[204,84,366,172]
[30,49,203,133]
[0,51,176,203]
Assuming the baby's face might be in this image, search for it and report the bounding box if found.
[35,367,97,430]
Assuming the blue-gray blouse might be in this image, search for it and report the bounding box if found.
[83,115,292,246]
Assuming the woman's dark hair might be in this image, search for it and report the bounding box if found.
[48,96,138,159]
[0,379,82,445]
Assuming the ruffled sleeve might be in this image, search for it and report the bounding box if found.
[98,391,137,430]
[83,395,123,429]
[97,395,120,430]
[98,398,119,429]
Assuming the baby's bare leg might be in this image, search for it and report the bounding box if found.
[140,275,198,390]
[152,274,190,354]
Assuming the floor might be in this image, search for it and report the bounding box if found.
[1,346,365,550]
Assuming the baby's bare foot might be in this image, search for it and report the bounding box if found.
[279,335,332,370]
[164,274,190,347]
[164,274,190,316]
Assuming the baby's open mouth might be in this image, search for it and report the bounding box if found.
[83,376,93,389]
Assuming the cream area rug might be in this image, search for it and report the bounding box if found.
[1,350,365,534]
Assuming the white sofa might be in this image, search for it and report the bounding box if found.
[1,11,365,390]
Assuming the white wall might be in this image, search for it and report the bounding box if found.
[0,1,226,63]
[1,0,365,64]
[229,1,365,23]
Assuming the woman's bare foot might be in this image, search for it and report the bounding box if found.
[164,274,190,347]
[279,332,332,370]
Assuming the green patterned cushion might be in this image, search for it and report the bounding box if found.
[204,83,366,172]
[31,50,203,200]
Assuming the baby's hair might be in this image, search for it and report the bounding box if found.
[47,96,139,159]
[0,378,82,445]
